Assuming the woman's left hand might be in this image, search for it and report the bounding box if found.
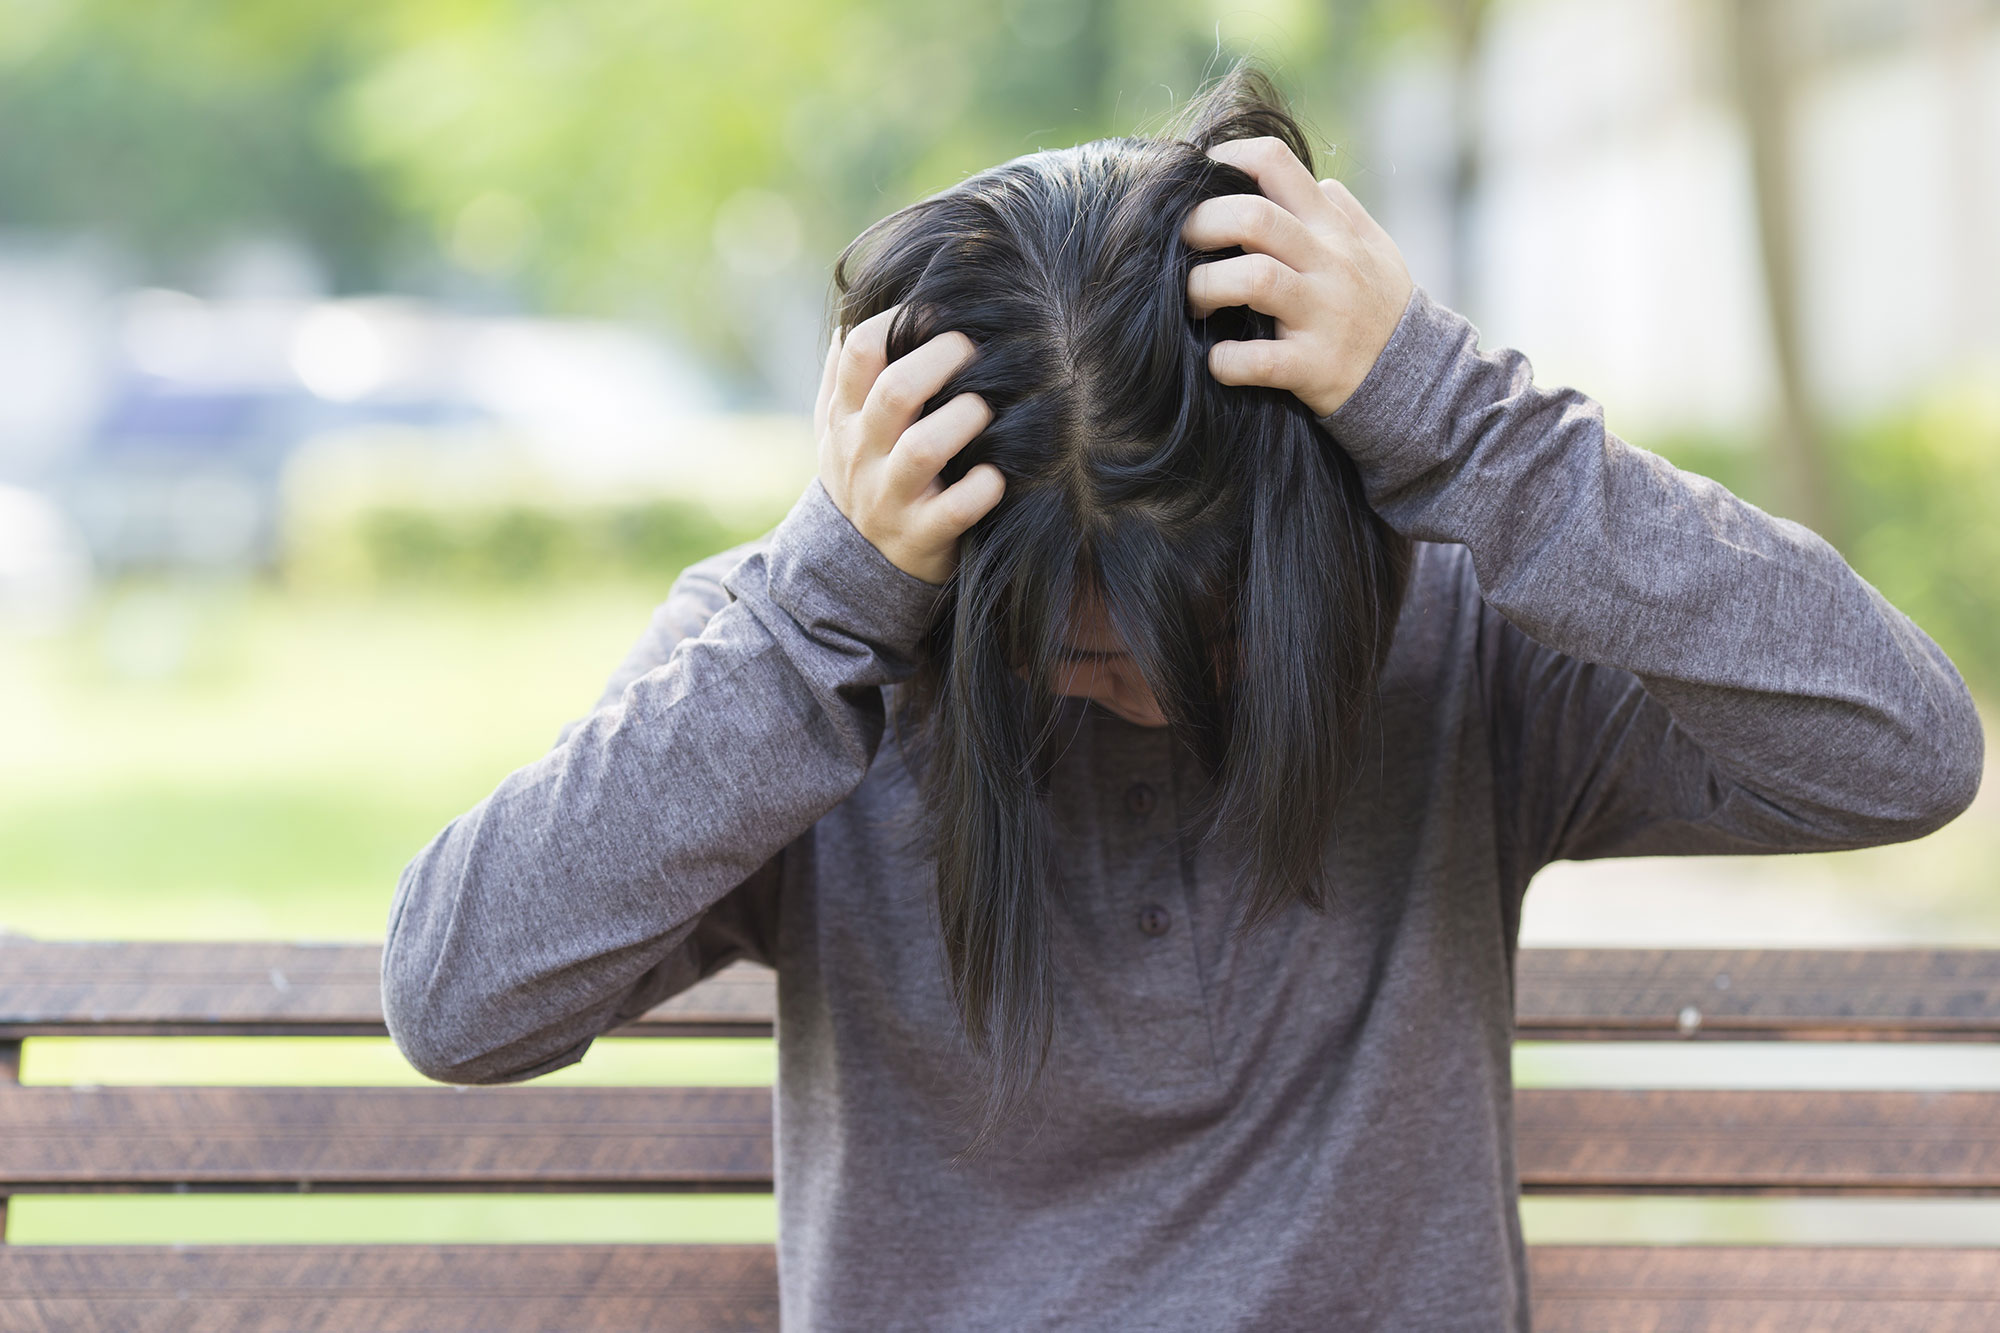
[1182,137,1415,419]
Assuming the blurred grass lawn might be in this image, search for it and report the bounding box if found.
[0,577,667,940]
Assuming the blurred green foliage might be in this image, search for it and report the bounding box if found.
[6,1,1993,683]
[347,497,757,585]
[1833,388,2000,698]
[1653,381,2000,698]
[0,0,402,286]
[0,0,1406,361]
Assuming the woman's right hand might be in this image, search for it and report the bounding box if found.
[813,304,1006,586]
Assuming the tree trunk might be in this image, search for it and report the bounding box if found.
[1729,0,1841,545]
[1440,0,1491,320]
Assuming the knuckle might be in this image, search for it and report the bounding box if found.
[1218,196,1257,240]
[848,309,895,352]
[1249,255,1284,298]
[898,428,950,473]
[940,495,979,532]
[958,391,993,429]
[843,330,885,372]
[1238,197,1276,240]
[875,369,920,416]
[1244,135,1288,165]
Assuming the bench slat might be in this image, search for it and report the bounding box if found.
[5,1085,1999,1194]
[0,1086,772,1189]
[1519,948,2000,1041]
[1519,1089,2000,1193]
[0,938,772,1038]
[10,939,2000,1040]
[2,1244,1996,1331]
[1530,1246,2000,1331]
[0,1244,777,1332]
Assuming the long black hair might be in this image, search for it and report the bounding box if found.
[829,58,1414,1158]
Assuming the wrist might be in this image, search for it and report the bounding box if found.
[1314,285,1474,486]
[760,478,945,664]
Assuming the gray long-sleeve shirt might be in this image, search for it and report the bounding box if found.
[381,286,1985,1331]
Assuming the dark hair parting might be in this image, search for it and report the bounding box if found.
[829,56,1413,1161]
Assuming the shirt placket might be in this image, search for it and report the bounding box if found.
[1087,714,1220,1089]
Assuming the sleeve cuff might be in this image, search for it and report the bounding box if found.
[756,476,945,663]
[1315,284,1480,489]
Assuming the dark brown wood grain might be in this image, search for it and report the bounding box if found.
[0,1086,772,1190]
[4,1245,1999,1331]
[13,936,2000,1041]
[10,934,2000,1325]
[1529,1246,2000,1331]
[5,1083,1998,1196]
[0,935,777,1038]
[1516,948,2000,1042]
[0,1244,778,1332]
[1518,1088,2000,1193]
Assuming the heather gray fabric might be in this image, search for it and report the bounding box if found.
[381,285,1985,1331]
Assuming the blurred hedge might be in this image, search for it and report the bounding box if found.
[277,421,812,590]
[1655,379,2000,700]
[345,498,759,585]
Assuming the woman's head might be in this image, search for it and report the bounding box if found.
[829,58,1413,1154]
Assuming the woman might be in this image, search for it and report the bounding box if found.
[382,60,1984,1330]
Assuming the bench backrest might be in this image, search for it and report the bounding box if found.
[4,935,1998,1330]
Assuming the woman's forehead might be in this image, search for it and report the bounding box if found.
[1056,596,1127,656]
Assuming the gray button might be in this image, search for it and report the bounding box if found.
[1125,783,1156,816]
[1137,904,1171,937]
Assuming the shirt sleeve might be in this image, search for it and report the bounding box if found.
[380,477,944,1084]
[1318,286,1985,878]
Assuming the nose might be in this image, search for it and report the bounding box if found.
[1111,664,1167,727]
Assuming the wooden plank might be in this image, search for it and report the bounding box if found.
[0,1244,777,1332]
[5,1244,1999,1332]
[1518,1089,2000,1194]
[1517,949,2000,1042]
[1529,1246,2000,1331]
[12,938,2000,1042]
[0,936,775,1038]
[0,1086,772,1190]
[0,938,386,1036]
[5,1084,2000,1196]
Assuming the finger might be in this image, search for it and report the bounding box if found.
[812,324,842,440]
[831,303,901,421]
[1208,337,1307,393]
[1186,252,1313,323]
[1203,136,1340,228]
[922,461,1006,537]
[1320,175,1395,252]
[1181,193,1321,270]
[1317,176,1364,227]
[886,391,991,500]
[860,328,977,445]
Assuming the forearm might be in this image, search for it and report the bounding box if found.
[382,478,941,1081]
[1320,287,1984,842]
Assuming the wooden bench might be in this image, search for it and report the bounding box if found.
[3,933,1999,1329]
